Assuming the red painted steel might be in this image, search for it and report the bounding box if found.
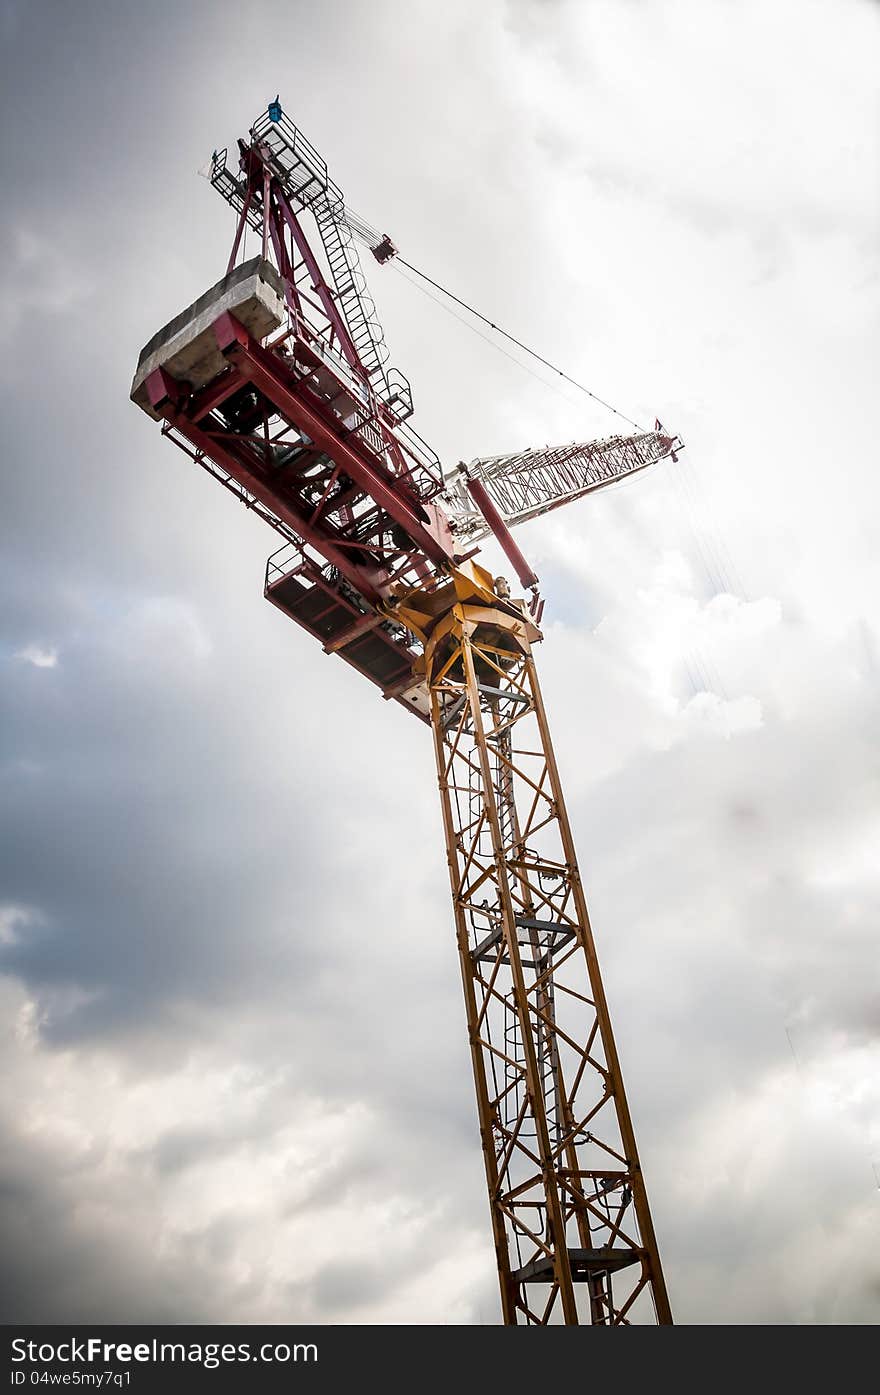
[140,110,677,705]
[134,107,681,1322]
[153,392,393,603]
[465,476,540,590]
[272,182,364,373]
[210,311,453,569]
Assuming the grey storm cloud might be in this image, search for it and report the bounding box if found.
[1,0,879,1326]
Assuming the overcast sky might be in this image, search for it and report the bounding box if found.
[1,0,878,1324]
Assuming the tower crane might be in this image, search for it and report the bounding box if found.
[131,103,682,1326]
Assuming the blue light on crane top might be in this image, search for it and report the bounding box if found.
[268,96,282,122]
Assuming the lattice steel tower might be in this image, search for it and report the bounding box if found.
[131,102,681,1325]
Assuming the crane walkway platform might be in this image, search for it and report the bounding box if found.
[264,546,431,721]
[511,1247,642,1284]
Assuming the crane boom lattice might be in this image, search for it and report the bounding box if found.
[445,431,679,541]
[130,100,679,1325]
[398,569,671,1324]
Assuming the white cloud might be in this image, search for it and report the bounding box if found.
[14,644,58,668]
[1,0,878,1328]
[0,905,40,947]
[0,230,92,350]
[680,689,764,739]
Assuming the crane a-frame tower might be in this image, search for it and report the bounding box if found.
[131,104,681,1326]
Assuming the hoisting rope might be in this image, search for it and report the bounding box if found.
[388,249,747,613]
[390,262,598,412]
[344,210,644,433]
[393,257,645,434]
[345,209,751,701]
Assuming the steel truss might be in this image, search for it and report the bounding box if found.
[445,431,681,541]
[425,597,671,1324]
[134,103,680,1324]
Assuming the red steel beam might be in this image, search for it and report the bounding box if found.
[466,476,539,590]
[271,181,364,376]
[184,367,247,423]
[211,311,454,567]
[323,611,384,653]
[145,368,391,604]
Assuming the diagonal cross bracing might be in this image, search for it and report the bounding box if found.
[428,609,671,1325]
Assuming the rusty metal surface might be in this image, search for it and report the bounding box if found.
[426,595,671,1324]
